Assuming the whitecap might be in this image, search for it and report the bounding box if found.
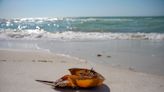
[47,18,58,21]
[17,25,21,30]
[47,24,50,26]
[36,26,40,30]
[6,22,11,26]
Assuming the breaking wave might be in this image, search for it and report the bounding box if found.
[0,29,164,40]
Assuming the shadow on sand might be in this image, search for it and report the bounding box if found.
[54,84,110,92]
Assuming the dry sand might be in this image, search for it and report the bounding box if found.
[0,49,164,92]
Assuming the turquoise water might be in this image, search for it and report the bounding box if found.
[1,17,164,33]
[0,17,164,40]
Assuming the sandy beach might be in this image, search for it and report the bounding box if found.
[0,49,164,92]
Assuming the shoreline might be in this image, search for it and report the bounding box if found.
[0,49,164,92]
[1,39,164,76]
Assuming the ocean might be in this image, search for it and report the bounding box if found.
[0,17,164,40]
[0,17,164,75]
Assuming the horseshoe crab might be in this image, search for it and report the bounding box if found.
[36,68,105,88]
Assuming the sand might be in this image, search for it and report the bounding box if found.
[0,49,164,92]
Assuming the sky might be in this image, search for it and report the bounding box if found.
[0,0,164,18]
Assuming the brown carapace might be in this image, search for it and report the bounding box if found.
[36,68,105,88]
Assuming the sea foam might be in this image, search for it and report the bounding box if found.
[0,29,164,40]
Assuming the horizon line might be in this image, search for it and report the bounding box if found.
[1,15,164,19]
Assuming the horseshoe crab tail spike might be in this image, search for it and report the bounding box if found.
[36,80,55,86]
